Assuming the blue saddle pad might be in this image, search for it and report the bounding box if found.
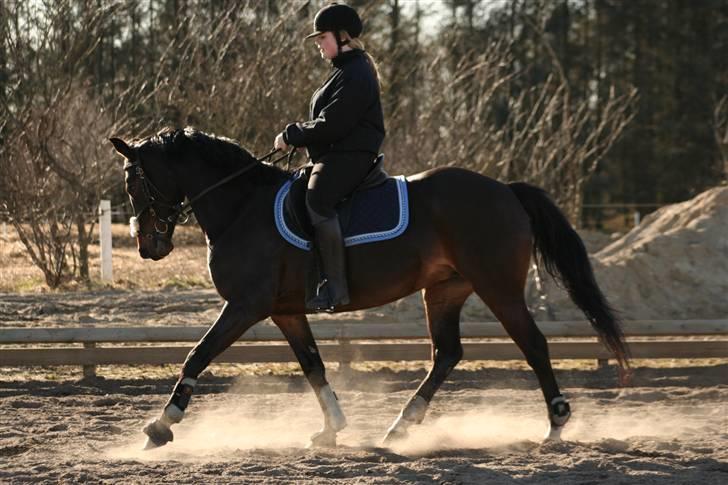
[274,175,409,251]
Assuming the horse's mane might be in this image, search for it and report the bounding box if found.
[152,127,292,186]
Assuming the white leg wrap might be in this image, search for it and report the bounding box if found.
[549,396,570,426]
[319,385,347,431]
[160,378,196,426]
[544,395,571,441]
[161,404,184,425]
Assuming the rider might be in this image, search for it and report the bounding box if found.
[274,3,385,312]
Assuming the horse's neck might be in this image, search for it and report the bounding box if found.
[181,165,277,244]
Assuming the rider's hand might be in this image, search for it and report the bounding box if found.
[274,133,289,151]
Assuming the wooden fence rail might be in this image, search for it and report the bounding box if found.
[1,320,726,377]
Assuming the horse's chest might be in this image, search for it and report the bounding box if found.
[206,241,275,302]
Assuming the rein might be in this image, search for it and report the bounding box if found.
[167,148,293,224]
[126,148,295,238]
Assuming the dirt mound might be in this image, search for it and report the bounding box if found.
[544,185,728,320]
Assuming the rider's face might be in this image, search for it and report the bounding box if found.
[314,32,338,60]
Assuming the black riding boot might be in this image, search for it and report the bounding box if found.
[306,216,350,312]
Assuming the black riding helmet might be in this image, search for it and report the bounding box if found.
[305,3,363,47]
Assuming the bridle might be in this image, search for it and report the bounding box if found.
[125,148,294,239]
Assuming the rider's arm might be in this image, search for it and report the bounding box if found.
[283,70,373,147]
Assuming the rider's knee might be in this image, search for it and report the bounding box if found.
[306,191,334,224]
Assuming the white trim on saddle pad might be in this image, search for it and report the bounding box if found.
[273,175,409,251]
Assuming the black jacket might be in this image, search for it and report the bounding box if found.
[283,49,385,162]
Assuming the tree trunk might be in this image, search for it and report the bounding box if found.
[76,217,90,283]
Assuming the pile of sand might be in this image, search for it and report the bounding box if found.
[540,185,728,320]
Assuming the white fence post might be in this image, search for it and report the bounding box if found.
[99,200,113,283]
[1,222,7,241]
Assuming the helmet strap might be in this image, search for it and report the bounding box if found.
[334,31,350,55]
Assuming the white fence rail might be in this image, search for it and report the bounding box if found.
[1,320,726,377]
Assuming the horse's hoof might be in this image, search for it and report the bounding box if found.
[544,423,564,442]
[307,428,337,448]
[143,437,163,450]
[381,426,408,447]
[142,419,173,450]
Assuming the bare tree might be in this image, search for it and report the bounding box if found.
[0,0,638,290]
[0,2,154,287]
[383,39,636,226]
[142,0,319,155]
[714,96,728,181]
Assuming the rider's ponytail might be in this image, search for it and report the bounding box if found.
[340,31,381,89]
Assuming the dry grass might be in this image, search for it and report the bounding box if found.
[0,223,211,292]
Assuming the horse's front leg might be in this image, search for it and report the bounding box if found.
[143,300,266,449]
[272,314,347,447]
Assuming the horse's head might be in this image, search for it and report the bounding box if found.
[110,134,185,261]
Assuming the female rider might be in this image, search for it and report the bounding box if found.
[274,3,385,312]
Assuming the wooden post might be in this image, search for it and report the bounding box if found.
[597,358,609,369]
[633,210,641,227]
[99,200,113,283]
[335,324,353,373]
[338,338,352,373]
[82,342,96,378]
[1,222,7,241]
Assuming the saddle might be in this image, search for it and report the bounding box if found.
[275,154,410,249]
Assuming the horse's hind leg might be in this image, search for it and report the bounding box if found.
[382,277,472,445]
[272,313,346,447]
[478,290,571,441]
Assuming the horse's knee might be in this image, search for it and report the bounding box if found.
[181,349,207,378]
[434,344,463,371]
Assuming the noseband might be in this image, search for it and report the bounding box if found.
[125,148,293,239]
[124,157,183,239]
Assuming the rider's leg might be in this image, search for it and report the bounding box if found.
[305,152,373,311]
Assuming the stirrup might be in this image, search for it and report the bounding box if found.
[306,280,334,312]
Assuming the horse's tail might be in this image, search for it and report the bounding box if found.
[508,182,630,369]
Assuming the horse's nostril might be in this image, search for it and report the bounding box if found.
[139,247,150,259]
[157,239,174,256]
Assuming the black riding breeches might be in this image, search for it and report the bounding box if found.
[306,151,376,223]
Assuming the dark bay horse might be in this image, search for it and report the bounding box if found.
[110,128,629,450]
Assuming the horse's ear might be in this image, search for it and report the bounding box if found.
[109,137,134,160]
[170,129,186,149]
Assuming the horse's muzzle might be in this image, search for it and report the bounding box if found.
[139,237,174,260]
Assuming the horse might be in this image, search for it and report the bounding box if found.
[109,127,629,450]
